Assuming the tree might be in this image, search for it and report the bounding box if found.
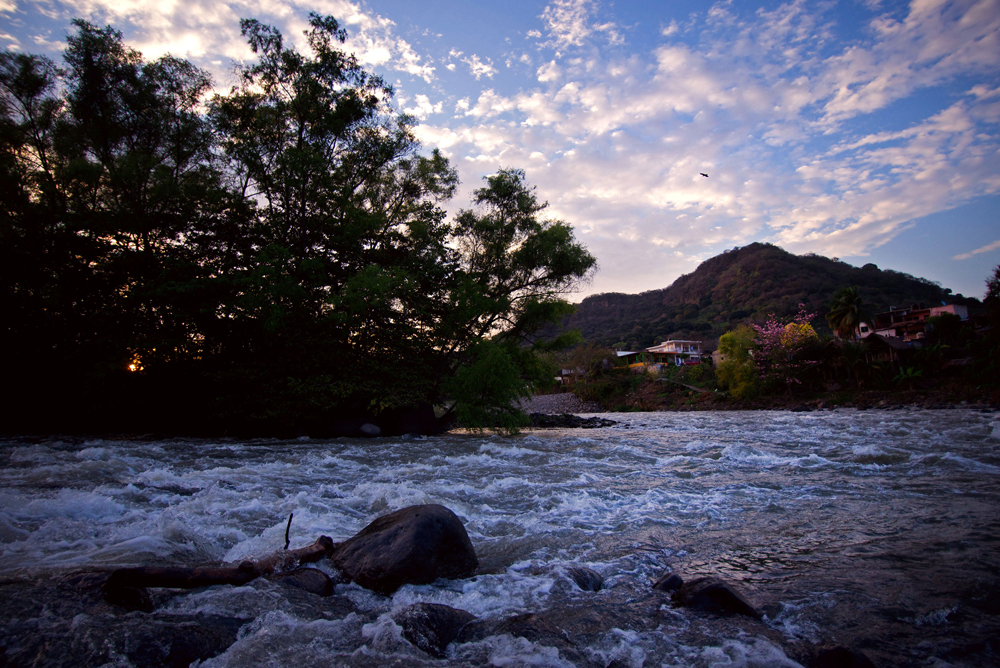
[752,305,819,390]
[440,169,596,430]
[825,286,869,339]
[715,324,758,399]
[204,14,462,429]
[1,16,596,435]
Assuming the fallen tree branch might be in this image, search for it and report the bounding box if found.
[103,535,336,603]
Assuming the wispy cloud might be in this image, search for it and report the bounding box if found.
[33,0,438,83]
[462,53,496,79]
[416,0,1000,292]
[954,239,1000,260]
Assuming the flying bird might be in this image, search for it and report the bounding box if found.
[700,173,709,177]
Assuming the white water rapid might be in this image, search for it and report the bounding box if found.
[2,408,999,667]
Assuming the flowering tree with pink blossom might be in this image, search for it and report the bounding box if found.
[752,304,819,390]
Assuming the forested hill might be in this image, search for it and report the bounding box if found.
[562,243,981,349]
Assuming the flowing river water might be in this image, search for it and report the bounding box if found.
[1,408,999,667]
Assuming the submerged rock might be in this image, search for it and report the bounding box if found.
[393,602,477,658]
[330,504,478,595]
[529,413,618,429]
[672,576,762,618]
[566,566,604,592]
[359,423,382,437]
[456,612,587,664]
[267,567,333,596]
[812,645,877,668]
[652,571,684,593]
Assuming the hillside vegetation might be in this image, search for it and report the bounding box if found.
[563,243,980,349]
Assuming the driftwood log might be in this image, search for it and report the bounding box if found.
[102,536,336,607]
[102,504,480,608]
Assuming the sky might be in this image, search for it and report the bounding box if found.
[2,0,999,301]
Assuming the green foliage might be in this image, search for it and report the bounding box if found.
[573,370,643,409]
[893,366,923,390]
[444,341,532,434]
[0,17,595,435]
[715,325,758,399]
[556,243,977,349]
[825,286,869,339]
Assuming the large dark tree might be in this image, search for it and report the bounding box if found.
[1,15,595,435]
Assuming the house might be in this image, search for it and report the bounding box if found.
[862,303,968,344]
[619,340,703,371]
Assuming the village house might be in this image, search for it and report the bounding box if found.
[859,303,968,344]
[618,340,703,372]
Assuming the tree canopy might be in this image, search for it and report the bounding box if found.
[0,15,595,435]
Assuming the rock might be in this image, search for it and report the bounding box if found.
[330,504,478,595]
[392,602,476,658]
[672,576,762,618]
[566,566,603,592]
[268,567,333,596]
[359,423,382,437]
[652,571,684,593]
[529,413,618,429]
[457,613,588,664]
[812,645,877,668]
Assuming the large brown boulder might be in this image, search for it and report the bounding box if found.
[330,504,478,595]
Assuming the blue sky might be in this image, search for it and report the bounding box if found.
[3,0,998,300]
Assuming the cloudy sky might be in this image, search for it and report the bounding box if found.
[3,0,999,300]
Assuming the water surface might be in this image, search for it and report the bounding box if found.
[1,409,998,666]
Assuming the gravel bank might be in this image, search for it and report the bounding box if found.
[519,393,603,414]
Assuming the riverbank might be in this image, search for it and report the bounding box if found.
[537,378,999,415]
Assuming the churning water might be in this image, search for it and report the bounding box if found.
[2,409,999,667]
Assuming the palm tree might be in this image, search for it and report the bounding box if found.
[826,286,869,340]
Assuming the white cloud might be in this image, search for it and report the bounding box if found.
[401,94,442,120]
[954,239,1000,260]
[411,0,999,296]
[536,60,560,82]
[538,0,621,49]
[462,54,496,79]
[35,0,438,83]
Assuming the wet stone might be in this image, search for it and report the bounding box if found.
[268,566,334,596]
[672,576,762,618]
[652,571,684,593]
[566,566,604,592]
[392,602,477,658]
[812,645,877,668]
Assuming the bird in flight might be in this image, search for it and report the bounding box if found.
[700,173,709,178]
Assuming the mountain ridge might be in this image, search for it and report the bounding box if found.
[561,242,980,349]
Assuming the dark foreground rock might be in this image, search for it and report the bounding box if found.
[811,645,878,668]
[529,413,618,429]
[457,612,589,665]
[267,566,335,596]
[566,566,604,592]
[330,504,479,595]
[671,575,763,618]
[393,602,477,658]
[652,571,684,593]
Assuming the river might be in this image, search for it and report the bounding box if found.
[1,408,999,667]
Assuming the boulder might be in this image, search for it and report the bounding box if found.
[672,576,762,618]
[652,571,684,593]
[812,645,877,668]
[392,602,477,658]
[566,566,603,592]
[330,504,478,595]
[268,567,334,596]
[456,613,588,664]
[529,413,618,429]
[359,423,382,437]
